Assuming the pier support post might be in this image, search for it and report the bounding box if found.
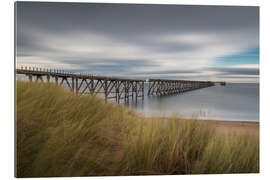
[72,77,74,93]
[55,76,58,85]
[28,74,32,82]
[104,79,108,103]
[75,78,78,94]
[142,81,144,100]
[46,75,50,83]
[90,78,94,95]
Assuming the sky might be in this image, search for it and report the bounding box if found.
[16,2,259,83]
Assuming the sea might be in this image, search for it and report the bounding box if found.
[127,83,259,122]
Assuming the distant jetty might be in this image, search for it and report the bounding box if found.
[220,82,226,86]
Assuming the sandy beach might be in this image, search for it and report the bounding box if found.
[206,120,259,136]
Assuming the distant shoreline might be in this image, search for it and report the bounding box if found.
[143,115,259,124]
[204,119,259,135]
[144,117,259,135]
[202,119,259,124]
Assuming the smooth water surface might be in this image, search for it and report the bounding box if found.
[128,83,259,122]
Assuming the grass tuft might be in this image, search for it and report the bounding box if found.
[16,80,259,177]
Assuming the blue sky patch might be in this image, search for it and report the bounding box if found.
[213,47,259,67]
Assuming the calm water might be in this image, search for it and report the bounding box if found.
[127,83,259,122]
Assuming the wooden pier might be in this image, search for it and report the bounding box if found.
[147,79,215,96]
[16,67,144,103]
[16,66,218,103]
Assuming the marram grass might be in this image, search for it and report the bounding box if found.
[16,80,259,177]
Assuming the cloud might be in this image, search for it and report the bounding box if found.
[210,67,259,76]
[15,2,259,83]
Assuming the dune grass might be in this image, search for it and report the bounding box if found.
[16,80,259,177]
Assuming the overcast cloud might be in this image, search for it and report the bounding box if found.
[16,2,259,83]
